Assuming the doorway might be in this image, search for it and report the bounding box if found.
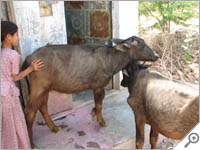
[64,1,113,89]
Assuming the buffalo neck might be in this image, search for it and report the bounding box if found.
[128,70,139,94]
[108,47,131,75]
[127,62,141,94]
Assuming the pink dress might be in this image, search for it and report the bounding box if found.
[1,48,31,149]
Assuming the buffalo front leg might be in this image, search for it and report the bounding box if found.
[92,88,106,126]
[39,93,59,133]
[135,117,145,149]
[150,127,159,149]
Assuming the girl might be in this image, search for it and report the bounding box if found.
[1,21,44,149]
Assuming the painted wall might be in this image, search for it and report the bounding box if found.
[13,1,67,60]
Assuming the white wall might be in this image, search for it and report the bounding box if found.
[112,1,139,89]
[118,1,138,39]
[13,1,67,60]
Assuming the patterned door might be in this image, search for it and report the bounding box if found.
[65,1,113,89]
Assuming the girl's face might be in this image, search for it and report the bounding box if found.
[6,31,19,47]
[10,31,19,46]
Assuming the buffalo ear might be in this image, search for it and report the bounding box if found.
[112,38,124,44]
[46,43,52,46]
[115,43,131,52]
[131,40,138,46]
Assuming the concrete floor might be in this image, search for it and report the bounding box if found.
[33,89,179,149]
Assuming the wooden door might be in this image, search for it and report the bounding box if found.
[1,1,26,108]
[1,1,9,20]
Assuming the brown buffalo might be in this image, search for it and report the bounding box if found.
[121,61,199,149]
[22,36,158,147]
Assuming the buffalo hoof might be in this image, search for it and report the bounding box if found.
[136,141,144,149]
[90,108,96,118]
[50,126,60,133]
[31,143,38,149]
[99,119,106,127]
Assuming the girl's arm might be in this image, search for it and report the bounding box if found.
[12,59,44,82]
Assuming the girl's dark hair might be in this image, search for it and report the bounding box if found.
[1,21,18,42]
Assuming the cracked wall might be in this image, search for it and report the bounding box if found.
[13,1,67,60]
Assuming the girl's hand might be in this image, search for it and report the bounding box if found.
[30,59,44,71]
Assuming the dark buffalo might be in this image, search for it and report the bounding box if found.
[121,61,199,149]
[22,36,158,147]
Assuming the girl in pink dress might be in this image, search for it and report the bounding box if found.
[1,21,44,149]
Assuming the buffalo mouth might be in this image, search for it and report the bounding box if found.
[141,57,159,62]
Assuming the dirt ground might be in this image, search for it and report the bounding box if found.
[33,89,180,150]
[139,16,199,84]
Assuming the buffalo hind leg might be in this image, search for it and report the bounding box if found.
[150,127,159,149]
[25,97,41,148]
[24,108,36,148]
[39,93,59,133]
[91,88,106,126]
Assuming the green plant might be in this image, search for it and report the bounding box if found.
[181,36,193,62]
[139,1,199,33]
